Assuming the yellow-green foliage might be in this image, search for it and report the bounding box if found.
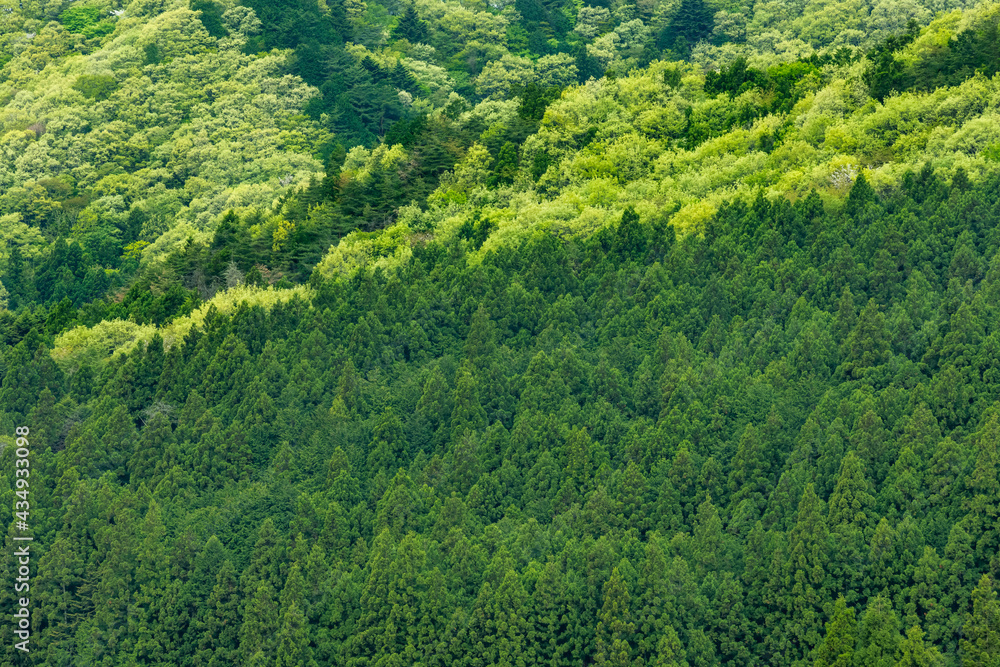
[310,8,1000,278]
[159,283,312,348]
[315,223,414,279]
[0,2,326,261]
[51,283,311,370]
[341,143,410,185]
[52,318,158,372]
[0,212,46,272]
[139,222,212,267]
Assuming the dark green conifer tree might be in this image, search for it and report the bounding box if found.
[813,596,856,667]
[896,624,943,667]
[960,574,1000,667]
[854,594,902,667]
[594,565,635,667]
[239,582,280,664]
[197,559,242,667]
[657,0,714,56]
[786,484,831,660]
[392,4,428,43]
[828,451,877,600]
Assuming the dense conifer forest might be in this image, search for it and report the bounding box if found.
[2,0,1000,665]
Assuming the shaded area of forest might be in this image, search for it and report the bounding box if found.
[1,164,1000,665]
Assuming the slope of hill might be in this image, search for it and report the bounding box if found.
[2,1,1000,666]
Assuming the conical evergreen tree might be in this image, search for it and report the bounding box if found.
[878,446,925,522]
[728,423,770,514]
[130,410,175,482]
[352,529,397,664]
[692,497,728,577]
[466,568,530,667]
[854,594,902,667]
[239,582,280,664]
[653,625,688,666]
[829,451,876,600]
[367,406,407,472]
[657,0,714,56]
[391,4,428,42]
[594,565,635,667]
[276,602,315,667]
[814,596,856,667]
[451,363,488,439]
[786,484,830,660]
[896,624,944,667]
[966,410,1000,568]
[960,574,1000,667]
[129,500,170,663]
[465,304,498,362]
[851,409,893,487]
[842,299,892,379]
[241,517,286,615]
[198,559,242,667]
[528,558,575,666]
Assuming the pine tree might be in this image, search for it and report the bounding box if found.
[842,299,892,379]
[813,596,856,667]
[966,410,1000,569]
[828,451,876,600]
[854,594,902,667]
[786,484,830,660]
[896,625,944,667]
[276,602,314,667]
[451,363,488,439]
[657,0,714,56]
[490,142,520,188]
[653,625,687,666]
[960,574,1000,667]
[391,4,428,43]
[239,582,280,664]
[594,565,635,667]
[197,560,242,667]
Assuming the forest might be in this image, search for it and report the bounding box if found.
[2,0,1000,665]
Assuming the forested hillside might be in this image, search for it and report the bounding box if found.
[3,0,1000,665]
